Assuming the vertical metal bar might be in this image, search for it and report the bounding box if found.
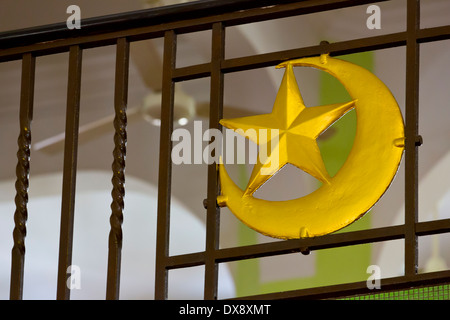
[56,45,82,300]
[204,22,225,300]
[106,37,130,300]
[10,52,35,300]
[404,0,420,277]
[155,30,177,300]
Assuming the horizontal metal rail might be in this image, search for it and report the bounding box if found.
[173,24,450,81]
[164,218,450,270]
[0,0,391,50]
[0,0,408,63]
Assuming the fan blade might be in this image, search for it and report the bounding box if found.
[33,107,141,153]
[130,39,163,91]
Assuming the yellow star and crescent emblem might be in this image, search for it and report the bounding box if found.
[217,54,405,239]
[220,62,355,196]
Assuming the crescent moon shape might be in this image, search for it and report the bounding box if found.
[218,55,405,239]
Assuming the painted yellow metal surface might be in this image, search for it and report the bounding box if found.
[218,55,405,239]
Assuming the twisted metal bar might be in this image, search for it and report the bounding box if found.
[10,53,35,300]
[10,127,31,298]
[106,37,129,300]
[12,129,31,253]
[109,109,127,247]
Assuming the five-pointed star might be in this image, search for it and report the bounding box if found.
[220,63,356,196]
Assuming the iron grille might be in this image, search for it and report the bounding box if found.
[0,0,449,300]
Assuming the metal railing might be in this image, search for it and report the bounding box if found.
[1,0,450,300]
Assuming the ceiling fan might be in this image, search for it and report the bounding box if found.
[33,35,258,153]
[33,0,337,153]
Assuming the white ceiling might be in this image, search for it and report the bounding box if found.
[0,0,449,297]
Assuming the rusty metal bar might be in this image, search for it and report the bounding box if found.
[106,37,130,300]
[155,30,177,300]
[204,22,225,300]
[56,45,82,300]
[404,0,420,278]
[10,52,35,300]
